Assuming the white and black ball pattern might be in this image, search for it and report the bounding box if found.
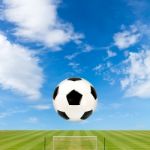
[53,77,98,122]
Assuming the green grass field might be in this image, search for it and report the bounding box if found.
[0,130,149,150]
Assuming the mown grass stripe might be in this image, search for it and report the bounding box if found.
[91,131,109,149]
[0,131,42,150]
[16,131,50,150]
[0,130,149,150]
[53,130,75,150]
[92,130,131,150]
[113,131,150,149]
[29,131,56,150]
[0,131,25,142]
[90,130,104,149]
[0,130,33,141]
[0,131,39,145]
[105,131,140,149]
[17,131,57,150]
[67,130,77,150]
[123,131,150,140]
[50,130,64,148]
[106,131,148,149]
[0,131,45,150]
[84,130,97,150]
[49,130,70,150]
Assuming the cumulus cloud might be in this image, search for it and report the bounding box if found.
[121,50,150,98]
[2,0,83,49]
[0,33,43,99]
[114,25,140,49]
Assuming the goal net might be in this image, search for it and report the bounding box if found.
[53,136,97,150]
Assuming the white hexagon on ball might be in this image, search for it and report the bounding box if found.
[53,77,98,122]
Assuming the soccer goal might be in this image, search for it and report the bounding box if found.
[52,136,97,150]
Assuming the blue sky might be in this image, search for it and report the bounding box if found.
[0,0,150,130]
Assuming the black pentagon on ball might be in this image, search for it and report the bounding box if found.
[68,77,81,81]
[91,86,97,99]
[57,110,69,120]
[66,90,82,105]
[53,86,59,100]
[81,110,93,120]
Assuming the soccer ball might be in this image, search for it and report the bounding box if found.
[53,77,97,121]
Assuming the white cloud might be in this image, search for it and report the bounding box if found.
[65,44,93,60]
[0,33,43,99]
[0,109,27,119]
[82,44,93,52]
[65,52,80,60]
[107,50,117,58]
[127,0,149,17]
[32,104,51,110]
[0,112,10,119]
[93,64,102,75]
[93,64,102,71]
[103,72,115,85]
[106,62,112,68]
[121,50,150,98]
[114,25,140,49]
[68,62,82,73]
[27,117,39,124]
[110,103,122,109]
[2,0,83,49]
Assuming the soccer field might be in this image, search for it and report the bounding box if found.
[0,130,149,150]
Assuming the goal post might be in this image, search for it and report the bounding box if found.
[53,136,98,150]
